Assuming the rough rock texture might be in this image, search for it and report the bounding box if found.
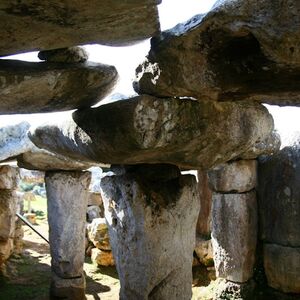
[100,165,199,300]
[91,248,114,267]
[264,244,300,293]
[0,59,118,114]
[87,218,111,250]
[38,47,88,63]
[212,192,257,283]
[194,237,214,267]
[134,0,300,105]
[240,130,281,159]
[45,171,91,279]
[30,95,273,170]
[0,239,14,266]
[196,171,212,237]
[88,192,103,207]
[258,144,300,247]
[86,205,101,222]
[208,160,257,193]
[0,0,161,56]
[0,122,31,162]
[17,146,93,171]
[0,165,19,189]
[0,190,17,242]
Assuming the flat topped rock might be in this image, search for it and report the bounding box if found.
[30,95,273,170]
[0,0,161,56]
[0,59,118,114]
[134,0,300,106]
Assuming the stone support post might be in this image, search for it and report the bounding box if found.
[45,171,91,300]
[100,164,200,300]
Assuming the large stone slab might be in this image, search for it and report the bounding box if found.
[30,95,273,170]
[134,0,300,106]
[0,165,19,190]
[0,59,118,114]
[208,160,257,193]
[45,171,91,279]
[100,165,199,300]
[0,0,160,56]
[264,243,300,293]
[211,192,257,283]
[258,144,300,247]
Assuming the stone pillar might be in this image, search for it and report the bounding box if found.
[45,171,91,300]
[208,160,257,290]
[0,165,19,271]
[100,164,200,300]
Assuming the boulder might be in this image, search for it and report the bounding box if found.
[87,192,103,207]
[258,144,300,247]
[0,0,161,56]
[87,218,111,250]
[208,160,257,193]
[0,239,14,266]
[0,165,19,190]
[38,47,88,63]
[45,171,91,279]
[86,206,101,223]
[30,95,273,170]
[264,243,300,293]
[0,122,31,162]
[134,0,300,105]
[194,237,214,267]
[100,165,199,300]
[0,59,118,114]
[91,248,114,267]
[211,192,257,283]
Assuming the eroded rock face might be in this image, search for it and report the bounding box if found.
[208,160,257,193]
[30,95,273,170]
[264,244,300,293]
[134,0,300,105]
[211,192,257,283]
[100,165,199,300]
[0,59,118,114]
[0,0,161,56]
[258,144,300,247]
[38,47,88,63]
[0,166,19,190]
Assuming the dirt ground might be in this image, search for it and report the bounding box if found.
[0,218,208,300]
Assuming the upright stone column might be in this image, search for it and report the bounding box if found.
[100,164,200,300]
[45,171,91,300]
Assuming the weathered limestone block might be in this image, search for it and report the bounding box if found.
[258,144,300,246]
[50,272,86,300]
[45,171,91,279]
[100,165,200,300]
[208,160,257,193]
[0,239,14,266]
[194,237,214,267]
[196,171,212,237]
[0,0,161,56]
[86,205,101,222]
[212,192,257,283]
[88,192,103,207]
[30,95,273,170]
[264,244,300,293]
[0,165,19,189]
[0,190,17,241]
[134,0,300,105]
[91,248,114,267]
[87,217,111,250]
[0,59,118,114]
[0,122,31,162]
[38,47,88,63]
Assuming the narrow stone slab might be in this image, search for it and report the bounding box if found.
[30,95,273,170]
[208,160,257,193]
[211,192,257,283]
[134,0,300,106]
[0,59,118,114]
[0,0,160,56]
[264,243,300,293]
[100,165,199,300]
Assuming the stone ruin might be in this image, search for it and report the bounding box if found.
[0,0,299,299]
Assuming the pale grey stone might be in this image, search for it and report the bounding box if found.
[30,96,273,170]
[45,171,91,279]
[100,166,199,300]
[211,192,257,283]
[264,243,300,294]
[208,160,257,193]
